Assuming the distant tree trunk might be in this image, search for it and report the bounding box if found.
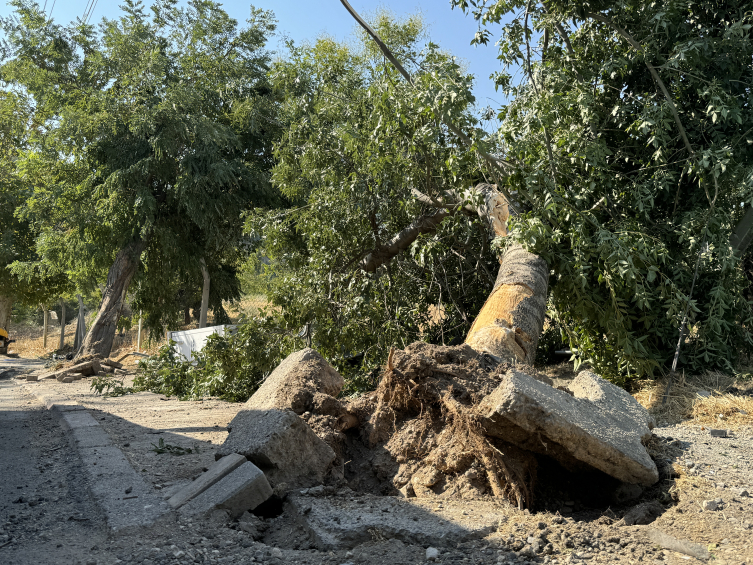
[199,258,210,329]
[184,306,191,326]
[43,308,49,348]
[0,295,12,332]
[58,299,66,350]
[79,240,146,358]
[74,295,86,353]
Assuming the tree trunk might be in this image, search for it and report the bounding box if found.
[58,299,66,350]
[74,294,86,353]
[465,244,549,364]
[78,240,145,358]
[0,295,12,333]
[199,259,210,329]
[184,306,191,326]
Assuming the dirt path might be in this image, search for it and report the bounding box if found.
[3,356,753,565]
[0,371,112,564]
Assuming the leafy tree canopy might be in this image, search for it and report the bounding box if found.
[247,13,502,384]
[0,0,280,346]
[448,0,753,379]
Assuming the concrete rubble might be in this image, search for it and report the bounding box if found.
[216,349,344,489]
[479,369,659,485]
[180,461,272,519]
[287,489,502,550]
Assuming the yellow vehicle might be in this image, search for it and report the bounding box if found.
[0,328,14,355]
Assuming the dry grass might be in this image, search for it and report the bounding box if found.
[634,370,753,427]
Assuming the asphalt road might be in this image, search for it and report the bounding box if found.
[0,369,113,565]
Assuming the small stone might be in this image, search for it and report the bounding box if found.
[426,547,440,560]
[702,500,718,511]
[271,547,282,558]
[709,429,728,438]
[125,487,132,494]
[537,521,547,529]
[739,489,749,497]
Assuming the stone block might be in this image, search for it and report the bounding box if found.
[180,462,272,519]
[217,409,335,489]
[61,376,74,383]
[245,348,344,414]
[25,374,38,382]
[479,369,658,486]
[167,453,247,509]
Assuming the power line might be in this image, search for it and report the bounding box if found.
[86,0,100,24]
[83,0,95,23]
[49,0,56,18]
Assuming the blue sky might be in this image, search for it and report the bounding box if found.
[1,1,509,112]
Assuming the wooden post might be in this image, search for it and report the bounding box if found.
[137,310,142,352]
[43,309,49,348]
[58,300,66,350]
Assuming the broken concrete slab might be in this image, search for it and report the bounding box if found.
[246,348,344,414]
[168,453,247,509]
[180,461,272,519]
[287,491,502,550]
[25,374,38,382]
[479,369,658,486]
[61,376,74,383]
[217,409,335,489]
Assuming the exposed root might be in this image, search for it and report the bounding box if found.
[358,342,535,508]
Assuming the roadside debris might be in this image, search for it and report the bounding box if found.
[217,343,659,513]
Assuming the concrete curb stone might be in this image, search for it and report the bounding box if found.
[21,382,174,534]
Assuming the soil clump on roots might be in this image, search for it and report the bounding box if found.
[316,342,564,510]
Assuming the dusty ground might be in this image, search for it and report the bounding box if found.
[1,356,753,565]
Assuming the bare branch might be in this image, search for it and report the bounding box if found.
[360,210,450,273]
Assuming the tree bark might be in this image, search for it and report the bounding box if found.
[0,295,12,333]
[199,259,210,329]
[74,294,86,353]
[78,240,145,358]
[465,244,549,364]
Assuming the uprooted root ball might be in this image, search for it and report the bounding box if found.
[351,342,540,509]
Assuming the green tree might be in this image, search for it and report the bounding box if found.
[248,14,500,380]
[0,90,69,333]
[0,0,279,356]
[443,0,753,379]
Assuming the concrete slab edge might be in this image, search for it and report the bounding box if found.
[20,382,174,535]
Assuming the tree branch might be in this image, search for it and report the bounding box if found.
[360,210,451,273]
[338,0,521,214]
[586,12,695,158]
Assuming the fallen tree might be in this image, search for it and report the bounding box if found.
[335,0,753,380]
